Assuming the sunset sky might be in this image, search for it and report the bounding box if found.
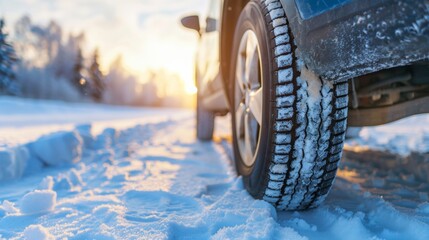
[0,0,209,94]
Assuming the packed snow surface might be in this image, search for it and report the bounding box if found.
[0,97,428,239]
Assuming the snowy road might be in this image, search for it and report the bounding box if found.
[1,97,429,239]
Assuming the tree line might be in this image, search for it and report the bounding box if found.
[0,16,193,107]
[1,16,107,102]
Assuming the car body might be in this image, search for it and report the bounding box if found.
[188,0,429,124]
[182,0,429,210]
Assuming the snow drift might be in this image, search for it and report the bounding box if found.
[0,97,428,239]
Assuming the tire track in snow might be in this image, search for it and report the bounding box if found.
[2,117,294,239]
[2,114,429,239]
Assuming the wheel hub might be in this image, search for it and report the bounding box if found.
[234,30,263,167]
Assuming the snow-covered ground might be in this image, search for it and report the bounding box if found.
[0,96,428,239]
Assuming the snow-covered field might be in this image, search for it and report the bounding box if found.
[0,97,429,239]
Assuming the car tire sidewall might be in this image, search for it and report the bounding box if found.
[231,1,276,199]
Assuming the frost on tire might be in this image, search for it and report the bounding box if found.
[232,0,349,211]
[267,62,348,210]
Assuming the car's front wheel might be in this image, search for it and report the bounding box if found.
[230,0,349,210]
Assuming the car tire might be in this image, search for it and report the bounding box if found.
[196,95,215,141]
[230,0,349,210]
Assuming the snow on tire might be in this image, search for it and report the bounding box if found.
[231,0,349,210]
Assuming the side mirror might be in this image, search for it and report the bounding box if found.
[181,15,200,34]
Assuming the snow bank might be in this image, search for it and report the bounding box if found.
[0,129,86,182]
[23,225,54,240]
[0,120,132,183]
[28,131,83,166]
[347,115,429,155]
[0,96,190,183]
[19,190,57,215]
[0,146,29,181]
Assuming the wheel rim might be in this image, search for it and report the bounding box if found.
[234,30,263,167]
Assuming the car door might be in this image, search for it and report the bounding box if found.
[196,0,222,97]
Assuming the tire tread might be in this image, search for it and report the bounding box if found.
[257,0,348,210]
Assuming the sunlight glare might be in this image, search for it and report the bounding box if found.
[185,85,198,95]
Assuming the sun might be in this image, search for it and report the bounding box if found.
[185,85,198,95]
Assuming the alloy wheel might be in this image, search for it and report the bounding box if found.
[234,30,263,167]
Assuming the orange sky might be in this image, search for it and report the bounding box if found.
[0,0,209,94]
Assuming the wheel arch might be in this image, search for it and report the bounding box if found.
[220,0,250,106]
